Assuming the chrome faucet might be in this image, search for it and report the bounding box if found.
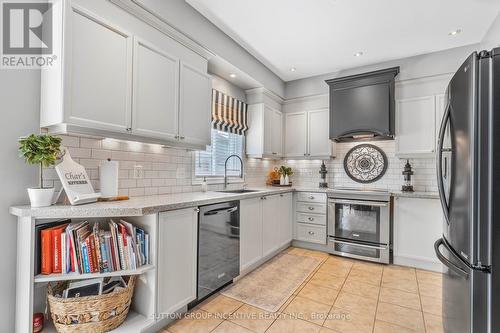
[224,154,244,189]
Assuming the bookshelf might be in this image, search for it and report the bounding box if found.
[14,213,160,333]
[34,264,155,283]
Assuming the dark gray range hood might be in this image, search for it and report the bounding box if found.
[326,67,400,142]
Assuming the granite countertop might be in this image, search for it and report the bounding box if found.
[10,187,296,219]
[10,186,440,219]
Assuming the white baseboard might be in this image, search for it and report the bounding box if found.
[394,255,444,272]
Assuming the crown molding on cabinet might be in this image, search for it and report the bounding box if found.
[282,93,329,105]
[245,87,284,104]
[109,0,215,60]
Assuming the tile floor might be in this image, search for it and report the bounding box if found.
[160,247,444,333]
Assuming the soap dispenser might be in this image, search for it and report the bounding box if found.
[201,177,208,192]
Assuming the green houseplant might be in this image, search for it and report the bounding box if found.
[278,165,294,185]
[19,134,62,207]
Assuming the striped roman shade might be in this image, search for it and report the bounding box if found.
[212,89,248,135]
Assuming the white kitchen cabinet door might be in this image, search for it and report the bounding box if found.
[68,9,133,132]
[263,107,283,157]
[132,39,179,140]
[395,96,436,157]
[240,197,263,271]
[179,62,212,147]
[158,208,198,314]
[262,195,282,257]
[285,112,308,158]
[271,109,283,157]
[308,109,332,157]
[278,193,293,246]
[394,197,443,272]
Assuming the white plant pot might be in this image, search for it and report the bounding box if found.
[284,175,290,185]
[27,187,58,208]
[280,175,285,185]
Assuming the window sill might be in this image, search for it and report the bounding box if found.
[192,177,245,186]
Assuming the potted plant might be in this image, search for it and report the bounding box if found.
[19,134,62,207]
[278,166,294,185]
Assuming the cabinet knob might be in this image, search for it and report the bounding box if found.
[180,136,185,140]
[261,197,267,200]
[308,231,315,235]
[309,196,315,199]
[194,208,200,213]
[174,135,180,139]
[308,217,314,221]
[126,128,132,132]
[308,207,314,211]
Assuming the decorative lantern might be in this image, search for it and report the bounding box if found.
[402,159,414,192]
[319,161,328,188]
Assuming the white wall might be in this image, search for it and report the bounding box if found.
[0,70,40,332]
[211,74,247,102]
[285,44,479,99]
[134,0,285,98]
[481,13,500,50]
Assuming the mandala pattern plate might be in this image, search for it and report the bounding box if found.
[343,144,388,183]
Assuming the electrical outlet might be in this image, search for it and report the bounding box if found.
[133,165,144,179]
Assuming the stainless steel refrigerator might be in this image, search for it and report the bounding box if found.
[435,48,499,333]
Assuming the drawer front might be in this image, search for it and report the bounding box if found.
[296,192,326,204]
[296,202,327,214]
[297,213,326,226]
[296,223,326,244]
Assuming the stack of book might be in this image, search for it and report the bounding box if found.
[37,219,150,275]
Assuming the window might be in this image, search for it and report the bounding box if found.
[195,129,244,178]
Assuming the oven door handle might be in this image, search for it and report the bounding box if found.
[329,199,388,207]
[330,238,388,250]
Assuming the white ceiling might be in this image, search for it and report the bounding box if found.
[187,0,500,81]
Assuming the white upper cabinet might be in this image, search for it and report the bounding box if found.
[246,104,283,159]
[395,96,437,157]
[284,108,335,159]
[285,112,308,158]
[41,3,211,149]
[179,63,212,147]
[67,9,133,132]
[308,109,333,157]
[132,39,179,141]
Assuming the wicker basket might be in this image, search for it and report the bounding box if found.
[47,276,136,333]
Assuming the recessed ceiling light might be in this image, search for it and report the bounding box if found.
[448,29,462,36]
[290,67,296,72]
[229,73,237,78]
[354,51,364,57]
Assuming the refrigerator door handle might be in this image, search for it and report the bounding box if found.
[436,103,451,224]
[434,238,469,279]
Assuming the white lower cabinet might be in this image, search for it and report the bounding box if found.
[293,192,327,245]
[157,208,198,314]
[240,197,263,271]
[240,194,293,271]
[394,197,443,271]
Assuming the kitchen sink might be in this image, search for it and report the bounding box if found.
[216,189,262,194]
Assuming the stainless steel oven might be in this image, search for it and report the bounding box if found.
[327,188,392,263]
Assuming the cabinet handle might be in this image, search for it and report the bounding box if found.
[308,231,315,235]
[194,208,200,213]
[126,128,132,132]
[261,197,267,200]
[174,135,180,139]
[180,136,185,140]
[309,196,315,199]
[280,194,284,197]
[308,217,314,221]
[308,207,314,211]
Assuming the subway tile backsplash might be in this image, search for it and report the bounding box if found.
[44,135,437,198]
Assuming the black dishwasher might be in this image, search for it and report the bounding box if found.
[191,201,240,305]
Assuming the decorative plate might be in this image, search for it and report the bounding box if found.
[343,144,388,183]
